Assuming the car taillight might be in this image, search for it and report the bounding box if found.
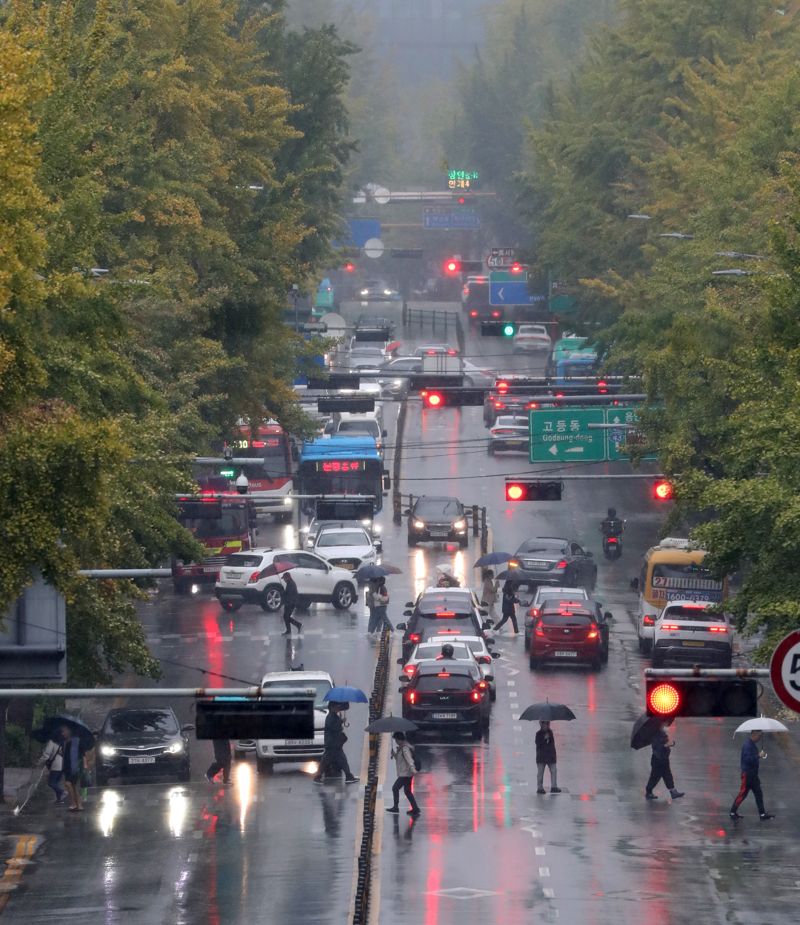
[406,690,417,705]
[587,626,599,639]
[527,402,539,410]
[528,607,540,618]
[491,310,501,318]
[470,688,482,702]
[534,620,545,637]
[477,680,488,690]
[555,560,568,569]
[409,633,421,643]
[708,625,728,633]
[404,665,416,677]
[493,401,506,409]
[607,537,618,544]
[661,624,680,631]
[470,310,478,317]
[248,570,261,584]
[643,615,655,626]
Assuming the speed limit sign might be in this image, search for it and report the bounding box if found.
[769,630,800,713]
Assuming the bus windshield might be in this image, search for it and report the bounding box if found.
[649,562,724,604]
[181,509,247,539]
[227,434,292,478]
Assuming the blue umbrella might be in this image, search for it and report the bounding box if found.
[323,686,368,704]
[474,552,513,568]
[355,563,403,581]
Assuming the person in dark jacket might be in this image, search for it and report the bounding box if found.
[281,570,302,635]
[645,719,684,800]
[535,721,560,793]
[60,725,85,812]
[494,581,520,633]
[206,738,232,784]
[313,702,359,784]
[730,730,773,820]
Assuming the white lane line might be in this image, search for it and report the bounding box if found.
[507,680,516,687]
[543,888,555,899]
[535,846,546,856]
[539,867,550,878]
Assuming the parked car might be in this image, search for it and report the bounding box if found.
[401,660,491,738]
[528,605,604,671]
[488,415,529,454]
[95,708,192,785]
[215,549,358,612]
[407,496,469,547]
[508,537,597,590]
[652,600,732,668]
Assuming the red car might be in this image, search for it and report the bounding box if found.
[529,606,603,671]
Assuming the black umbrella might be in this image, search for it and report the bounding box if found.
[520,702,576,722]
[630,714,664,750]
[364,715,418,734]
[38,714,95,750]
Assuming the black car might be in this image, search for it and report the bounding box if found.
[401,660,491,738]
[407,496,469,547]
[508,537,597,590]
[355,314,395,339]
[95,708,193,785]
[396,588,492,662]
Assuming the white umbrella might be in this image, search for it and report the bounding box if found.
[733,716,789,736]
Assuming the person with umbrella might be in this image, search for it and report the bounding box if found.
[281,569,302,636]
[365,579,379,636]
[61,724,87,811]
[38,735,65,805]
[481,569,499,620]
[645,718,684,801]
[494,580,520,634]
[206,739,232,785]
[730,730,773,820]
[373,576,393,633]
[386,732,420,816]
[535,721,560,794]
[313,702,359,785]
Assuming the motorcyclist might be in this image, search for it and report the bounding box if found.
[600,507,625,539]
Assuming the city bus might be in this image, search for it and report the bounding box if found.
[294,435,389,516]
[222,422,295,521]
[553,349,599,386]
[635,537,727,653]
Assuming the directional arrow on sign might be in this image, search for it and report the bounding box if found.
[548,444,559,456]
[566,446,585,454]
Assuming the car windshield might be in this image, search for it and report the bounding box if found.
[540,611,593,626]
[337,421,379,435]
[415,674,473,692]
[317,531,368,547]
[262,679,332,708]
[663,606,723,621]
[519,539,567,554]
[105,711,178,735]
[414,499,462,518]
[224,553,264,567]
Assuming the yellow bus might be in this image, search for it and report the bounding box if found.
[635,538,726,654]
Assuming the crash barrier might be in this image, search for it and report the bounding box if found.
[392,399,408,524]
[401,305,465,354]
[352,624,392,924]
[403,494,488,547]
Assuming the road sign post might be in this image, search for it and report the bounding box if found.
[529,408,607,462]
[769,630,800,713]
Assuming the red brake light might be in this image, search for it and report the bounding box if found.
[426,349,436,355]
[643,615,656,626]
[470,688,482,702]
[491,310,501,318]
[527,402,539,410]
[493,400,506,409]
[447,349,457,356]
[406,690,417,705]
[556,560,568,569]
[587,626,599,639]
[409,633,421,643]
[661,623,680,630]
[404,664,416,677]
[435,610,456,617]
[534,620,545,637]
[437,672,451,678]
[477,680,488,690]
[469,310,478,317]
[248,570,261,584]
[607,537,618,544]
[709,625,728,633]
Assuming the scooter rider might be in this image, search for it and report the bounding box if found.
[600,508,624,539]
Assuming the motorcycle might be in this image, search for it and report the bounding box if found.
[602,534,623,559]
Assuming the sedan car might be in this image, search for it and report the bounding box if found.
[312,525,378,572]
[215,548,358,612]
[95,708,192,785]
[528,606,604,671]
[508,536,597,590]
[401,635,497,699]
[524,586,589,650]
[411,344,459,358]
[401,660,491,738]
[378,355,423,398]
[355,314,395,338]
[524,593,610,662]
[407,496,469,547]
[359,279,401,302]
[343,346,387,371]
[513,323,552,354]
[396,587,492,662]
[488,415,529,454]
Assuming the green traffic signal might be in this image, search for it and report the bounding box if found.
[502,323,516,337]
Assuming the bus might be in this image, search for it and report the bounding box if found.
[635,538,727,653]
[553,349,599,386]
[172,495,257,594]
[222,422,295,522]
[294,435,389,516]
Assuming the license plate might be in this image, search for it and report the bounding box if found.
[525,561,549,569]
[223,570,240,579]
[554,651,578,657]
[339,562,356,570]
[203,567,218,574]
[128,756,156,765]
[430,530,449,537]
[284,739,315,746]
[432,712,458,720]
[683,640,705,647]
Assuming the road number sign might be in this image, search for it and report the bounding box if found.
[486,247,516,269]
[769,630,800,713]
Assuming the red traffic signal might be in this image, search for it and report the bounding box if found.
[456,196,467,205]
[647,682,681,716]
[505,480,563,502]
[443,257,462,276]
[421,390,444,409]
[343,261,356,272]
[510,262,524,274]
[653,479,674,501]
[646,677,758,717]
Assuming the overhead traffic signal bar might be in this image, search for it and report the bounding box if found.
[504,479,563,502]
[645,677,758,718]
[420,388,486,408]
[307,374,360,390]
[481,321,517,337]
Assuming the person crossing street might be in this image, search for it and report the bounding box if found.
[494,580,520,633]
[645,719,684,801]
[281,569,302,636]
[730,730,773,820]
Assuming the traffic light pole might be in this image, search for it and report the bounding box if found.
[645,668,769,679]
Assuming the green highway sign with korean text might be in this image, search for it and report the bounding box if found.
[606,406,657,461]
[529,408,607,462]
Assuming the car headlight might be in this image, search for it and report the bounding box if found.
[283,496,292,506]
[360,289,369,296]
[383,289,392,296]
[413,520,425,529]
[166,741,184,755]
[100,745,117,758]
[453,519,467,530]
[373,524,381,534]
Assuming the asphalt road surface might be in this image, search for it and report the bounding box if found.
[2,301,798,925]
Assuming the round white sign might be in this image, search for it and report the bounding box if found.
[363,238,385,259]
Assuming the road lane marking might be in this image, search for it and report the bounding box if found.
[543,888,555,899]
[535,846,546,856]
[539,867,551,877]
[0,835,38,912]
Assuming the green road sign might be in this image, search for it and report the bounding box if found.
[490,270,528,283]
[606,406,657,461]
[529,408,606,463]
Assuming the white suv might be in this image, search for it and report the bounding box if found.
[312,526,378,572]
[652,600,732,668]
[215,549,358,612]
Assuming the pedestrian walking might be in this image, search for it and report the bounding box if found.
[60,725,85,812]
[313,702,359,784]
[365,580,380,635]
[281,570,302,636]
[730,730,773,820]
[206,738,232,784]
[494,580,520,633]
[481,569,499,620]
[535,721,560,794]
[645,719,684,801]
[373,577,393,632]
[39,737,65,804]
[386,732,420,816]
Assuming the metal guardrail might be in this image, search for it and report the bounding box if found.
[401,304,465,351]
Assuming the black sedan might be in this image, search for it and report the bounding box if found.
[401,661,491,738]
[358,279,401,301]
[95,708,193,785]
[407,496,469,547]
[507,536,597,590]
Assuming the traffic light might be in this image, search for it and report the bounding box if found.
[343,262,356,272]
[645,678,758,718]
[481,321,517,337]
[443,257,461,276]
[456,196,467,205]
[421,388,485,408]
[653,479,674,501]
[504,479,563,502]
[510,262,524,274]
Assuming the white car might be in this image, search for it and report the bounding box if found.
[488,415,529,454]
[652,600,732,668]
[235,671,334,773]
[513,324,552,353]
[401,635,498,700]
[215,548,358,612]
[312,525,379,572]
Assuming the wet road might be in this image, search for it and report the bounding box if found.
[3,301,798,924]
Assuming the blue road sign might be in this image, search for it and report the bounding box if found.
[348,218,381,247]
[423,209,480,230]
[489,281,545,306]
